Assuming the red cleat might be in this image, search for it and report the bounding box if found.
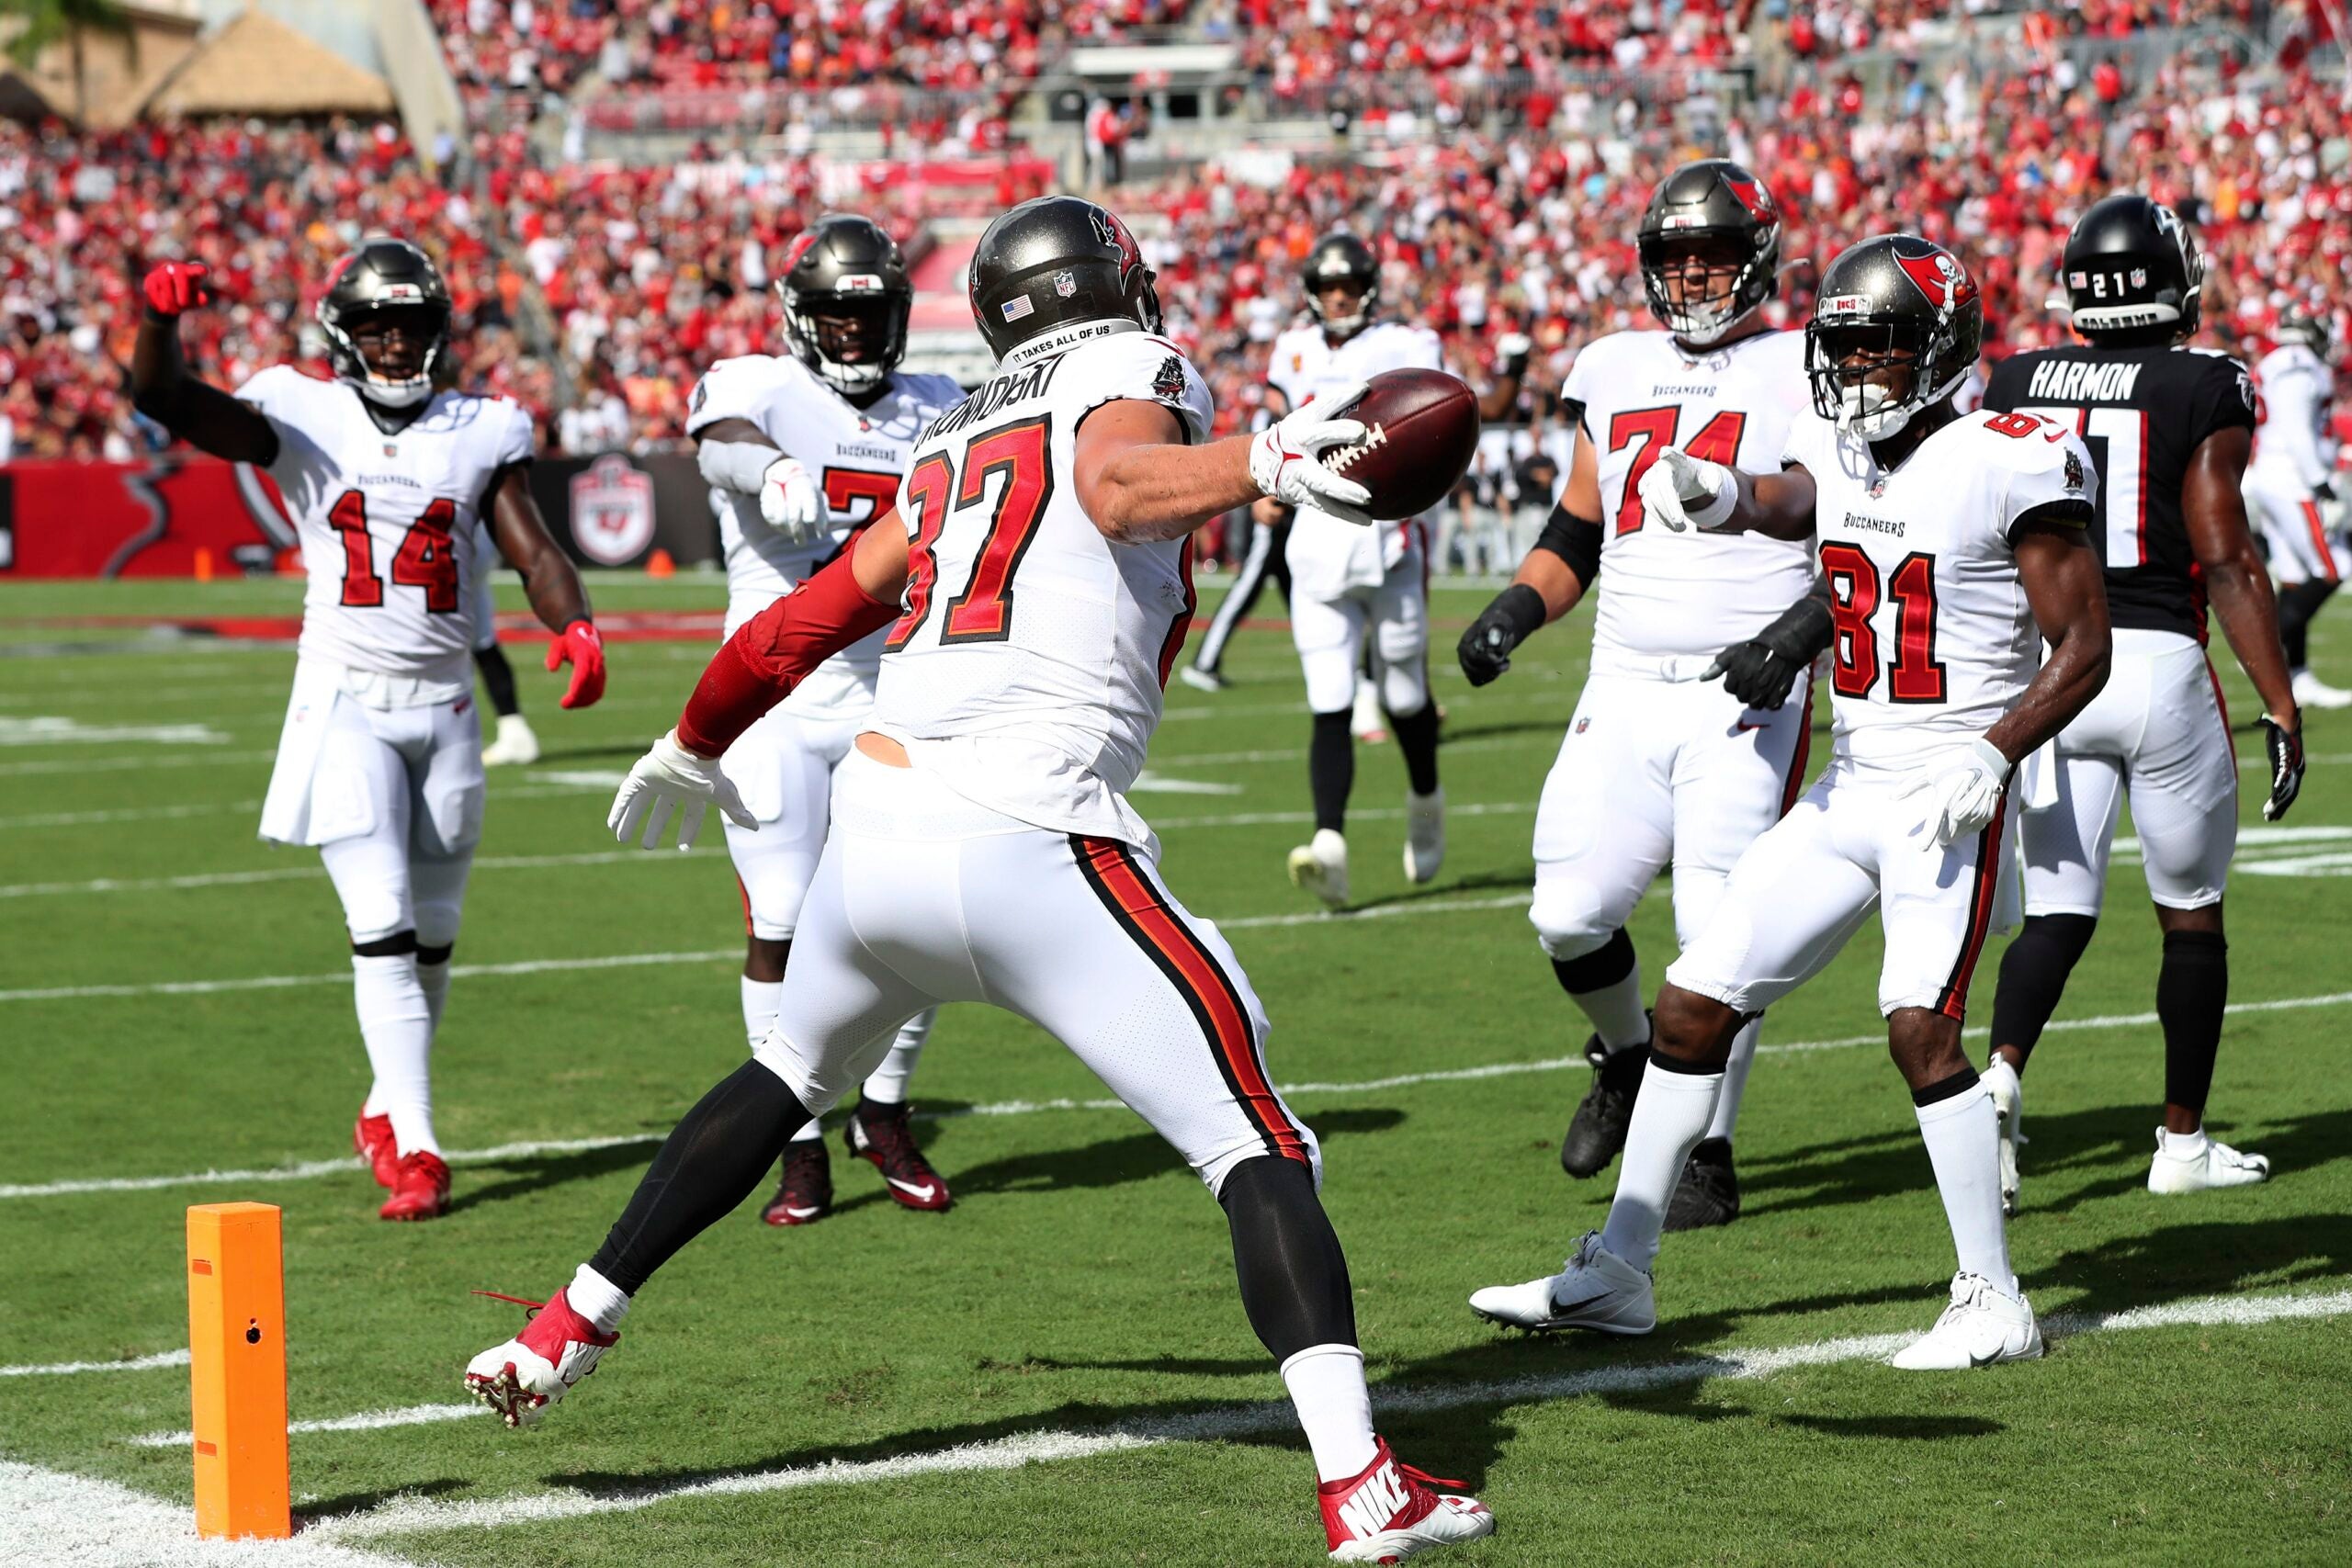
[761,1140,833,1226]
[379,1151,450,1221]
[354,1109,398,1188]
[464,1287,618,1428]
[1318,1439,1494,1562]
[844,1100,952,1212]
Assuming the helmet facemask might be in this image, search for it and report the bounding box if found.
[784,292,908,396]
[1307,276,1374,341]
[320,303,449,410]
[1807,319,1950,441]
[1640,231,1773,345]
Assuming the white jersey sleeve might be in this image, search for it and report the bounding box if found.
[872,329,1213,847]
[1989,411,2098,542]
[2252,347,2335,491]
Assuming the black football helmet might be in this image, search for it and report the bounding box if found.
[778,214,911,398]
[2274,306,2330,358]
[1302,231,1380,340]
[1637,159,1781,344]
[1805,234,1983,441]
[968,196,1162,363]
[2061,194,2203,341]
[317,238,452,410]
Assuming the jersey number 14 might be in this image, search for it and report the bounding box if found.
[328,491,461,613]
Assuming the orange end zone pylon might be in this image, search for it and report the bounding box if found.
[186,1201,290,1540]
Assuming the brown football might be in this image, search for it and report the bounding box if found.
[1317,367,1482,521]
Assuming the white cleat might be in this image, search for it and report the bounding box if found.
[1319,1438,1495,1562]
[1178,665,1227,694]
[1983,1056,2024,1217]
[1467,1231,1656,1336]
[1289,828,1351,908]
[463,1288,618,1428]
[1403,787,1445,885]
[1889,1272,2042,1370]
[2147,1128,2271,1193]
[2290,669,2352,710]
[1351,680,1389,744]
[481,712,541,765]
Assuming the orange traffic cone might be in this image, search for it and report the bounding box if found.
[193,547,216,582]
[645,547,675,579]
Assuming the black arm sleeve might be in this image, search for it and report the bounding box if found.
[1532,500,1603,589]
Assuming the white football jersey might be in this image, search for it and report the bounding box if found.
[238,366,532,697]
[1563,328,1815,674]
[1781,407,2098,773]
[687,355,964,716]
[871,326,1215,847]
[1267,321,1444,594]
[2249,344,2335,491]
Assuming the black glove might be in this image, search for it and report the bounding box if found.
[1457,582,1549,687]
[1704,593,1834,710]
[2260,710,2305,822]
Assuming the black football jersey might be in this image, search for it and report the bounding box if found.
[1983,343,2257,640]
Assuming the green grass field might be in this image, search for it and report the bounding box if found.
[1,574,2347,1566]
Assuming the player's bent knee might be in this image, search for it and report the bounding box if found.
[1530,886,1623,962]
[350,929,419,959]
[1379,663,1428,716]
[1652,985,1741,1066]
[750,1031,848,1120]
[1202,1134,1322,1200]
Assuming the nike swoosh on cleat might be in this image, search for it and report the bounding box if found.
[1547,1292,1621,1319]
[781,1205,820,1219]
[888,1179,937,1201]
[1969,1348,2001,1368]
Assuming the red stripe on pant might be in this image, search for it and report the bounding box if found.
[2303,502,2337,583]
[1072,836,1310,1167]
[1779,681,1816,818]
[1935,793,2008,1021]
[734,874,754,937]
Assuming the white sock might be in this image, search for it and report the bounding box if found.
[352,953,437,1156]
[1569,966,1651,1055]
[418,957,451,1035]
[1916,1081,2014,1294]
[567,1263,631,1336]
[787,1115,825,1144]
[2155,1125,2210,1157]
[741,976,783,1054]
[1280,1343,1377,1483]
[1705,1017,1760,1144]
[862,1010,934,1104]
[1600,1063,1721,1269]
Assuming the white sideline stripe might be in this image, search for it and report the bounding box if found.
[0,1348,189,1378]
[11,982,2350,1202]
[0,747,278,778]
[306,1285,2352,1542]
[0,1457,409,1567]
[126,1404,481,1450]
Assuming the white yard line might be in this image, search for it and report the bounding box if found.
[126,1404,481,1450]
[0,1457,409,1567]
[0,748,278,779]
[8,984,2349,1203]
[0,1348,189,1378]
[300,1284,2352,1544]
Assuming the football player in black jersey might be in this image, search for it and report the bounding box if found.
[1980,194,2300,1209]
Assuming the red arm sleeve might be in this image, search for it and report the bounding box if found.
[675,548,900,756]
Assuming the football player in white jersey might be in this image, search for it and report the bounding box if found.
[1268,232,1528,908]
[468,197,1494,1562]
[2244,309,2346,706]
[131,242,605,1221]
[1456,161,1825,1230]
[686,215,967,1226]
[1472,237,2112,1370]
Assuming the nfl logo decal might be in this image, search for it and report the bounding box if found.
[1869,476,1888,498]
[2129,267,2148,288]
[1574,716,1590,734]
[1054,270,1078,299]
[383,444,398,457]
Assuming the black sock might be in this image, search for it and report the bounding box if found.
[1219,1156,1356,1360]
[1987,913,2098,1071]
[589,1059,812,1294]
[2157,929,2228,1117]
[2278,580,2336,669]
[1391,699,1440,796]
[1308,709,1354,834]
[475,643,521,718]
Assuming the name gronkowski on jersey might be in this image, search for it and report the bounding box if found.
[1561,327,1815,673]
[1268,321,1443,594]
[1984,343,2255,641]
[238,366,533,690]
[1782,408,2098,773]
[871,327,1215,846]
[2248,344,2336,492]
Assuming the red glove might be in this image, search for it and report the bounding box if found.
[142,261,214,318]
[547,620,606,709]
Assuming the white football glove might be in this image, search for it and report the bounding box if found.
[757,456,826,544]
[607,729,758,852]
[1250,380,1374,526]
[1495,331,1534,377]
[1638,446,1738,532]
[1901,736,2013,848]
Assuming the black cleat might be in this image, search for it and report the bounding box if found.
[1663,1136,1740,1230]
[761,1138,833,1226]
[1561,1038,1647,1178]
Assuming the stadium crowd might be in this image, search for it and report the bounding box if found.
[1,38,2341,465]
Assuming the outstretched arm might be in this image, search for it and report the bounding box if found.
[129,263,278,465]
[1075,387,1374,542]
[1456,426,1599,685]
[487,467,604,708]
[1636,440,1818,540]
